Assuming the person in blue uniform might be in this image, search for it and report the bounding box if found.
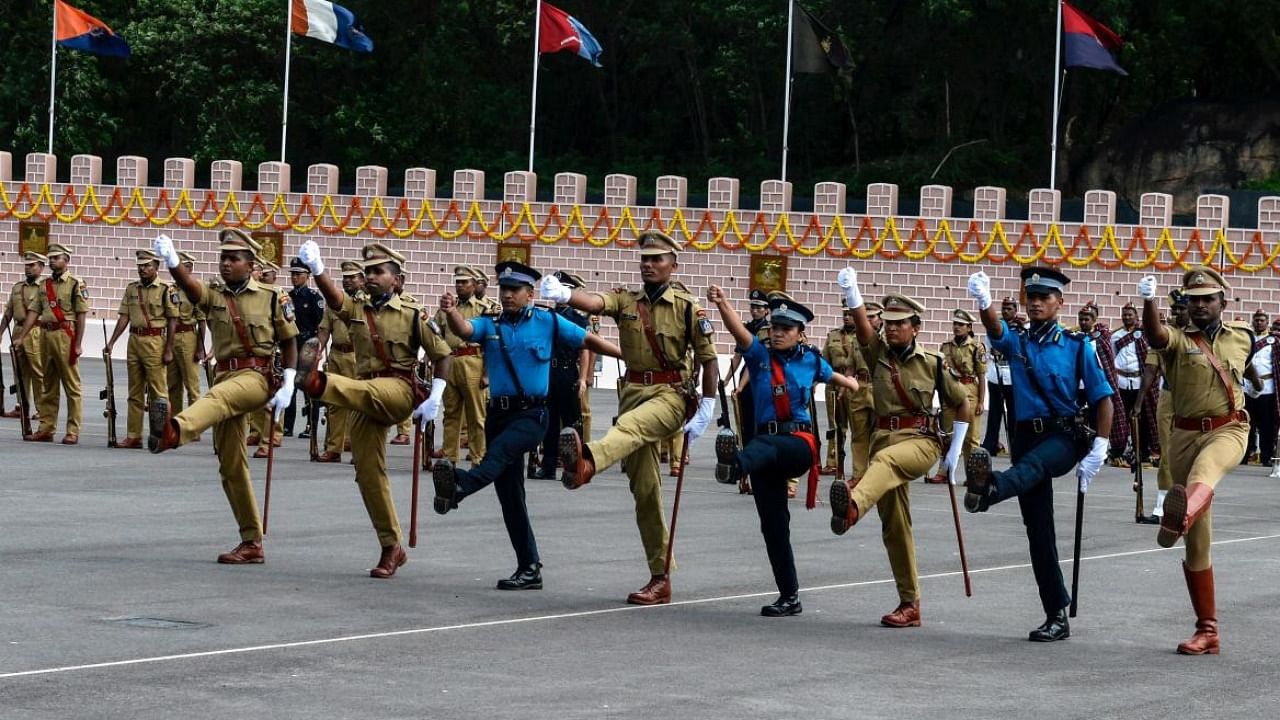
[707,285,859,616]
[530,270,593,480]
[285,259,325,437]
[963,266,1115,642]
[431,261,621,590]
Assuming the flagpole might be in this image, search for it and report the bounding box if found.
[528,0,544,173]
[1049,0,1064,190]
[280,0,294,164]
[47,0,59,155]
[780,0,796,183]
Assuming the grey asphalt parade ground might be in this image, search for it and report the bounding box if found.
[2,357,1279,719]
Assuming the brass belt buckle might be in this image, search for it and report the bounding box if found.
[642,371,654,385]
[888,416,901,431]
[1200,417,1212,432]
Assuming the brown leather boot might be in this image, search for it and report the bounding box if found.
[558,427,595,489]
[217,540,264,564]
[148,399,180,454]
[626,575,671,605]
[1157,482,1214,548]
[296,338,326,397]
[1177,563,1219,655]
[880,600,922,628]
[829,479,859,535]
[370,544,407,579]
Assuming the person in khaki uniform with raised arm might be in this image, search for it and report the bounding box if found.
[1,252,46,422]
[1137,267,1253,655]
[822,303,874,480]
[1135,290,1189,523]
[12,243,88,444]
[314,260,365,463]
[827,270,971,628]
[104,249,179,448]
[249,260,287,457]
[437,265,492,464]
[540,231,720,606]
[295,240,453,578]
[936,309,986,477]
[148,230,299,565]
[166,251,207,418]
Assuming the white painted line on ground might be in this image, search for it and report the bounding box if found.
[2,532,1277,681]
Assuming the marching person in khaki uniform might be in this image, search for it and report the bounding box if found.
[540,231,720,606]
[1135,291,1189,523]
[437,266,492,464]
[822,303,873,479]
[104,249,179,448]
[249,261,286,456]
[314,260,365,463]
[1,252,46,422]
[828,270,971,628]
[12,243,89,444]
[1138,267,1252,655]
[296,240,452,578]
[580,313,601,440]
[937,309,986,476]
[148,230,299,565]
[166,251,207,417]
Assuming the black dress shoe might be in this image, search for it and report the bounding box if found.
[1136,513,1161,525]
[298,429,311,439]
[1028,609,1070,642]
[497,563,543,590]
[528,467,550,480]
[761,594,802,617]
[283,429,294,438]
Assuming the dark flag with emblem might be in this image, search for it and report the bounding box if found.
[792,2,853,75]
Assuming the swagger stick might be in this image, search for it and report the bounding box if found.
[410,418,423,548]
[930,461,973,596]
[1069,474,1085,617]
[262,409,276,535]
[662,431,693,578]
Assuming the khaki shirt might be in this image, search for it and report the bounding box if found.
[434,295,491,351]
[8,279,42,322]
[940,336,987,382]
[823,328,864,376]
[863,334,967,441]
[172,286,205,326]
[319,296,358,377]
[31,272,90,323]
[117,280,178,329]
[335,293,450,377]
[598,284,717,375]
[1159,323,1253,418]
[196,278,298,361]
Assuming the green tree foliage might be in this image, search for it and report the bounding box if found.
[0,1,1276,196]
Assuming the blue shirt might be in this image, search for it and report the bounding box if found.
[552,306,590,364]
[469,306,588,398]
[991,319,1114,421]
[740,338,833,425]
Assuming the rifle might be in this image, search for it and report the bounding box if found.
[9,345,33,437]
[834,388,847,482]
[1131,412,1145,523]
[714,379,739,484]
[611,356,624,426]
[100,320,118,448]
[308,397,321,461]
[0,333,6,416]
[410,417,423,547]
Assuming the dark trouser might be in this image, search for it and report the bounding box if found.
[1118,388,1148,461]
[454,405,548,568]
[539,367,582,476]
[738,434,815,597]
[1245,393,1276,463]
[981,380,1014,454]
[989,428,1079,615]
[283,389,310,435]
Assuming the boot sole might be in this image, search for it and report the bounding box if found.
[558,428,585,490]
[963,448,992,512]
[432,460,456,515]
[829,480,854,536]
[147,398,169,454]
[714,430,739,484]
[1157,484,1188,548]
[296,338,321,392]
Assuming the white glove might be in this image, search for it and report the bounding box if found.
[966,271,992,311]
[269,368,297,419]
[538,275,572,304]
[1137,275,1158,300]
[836,267,863,309]
[298,240,326,277]
[154,234,180,269]
[682,397,717,442]
[943,421,969,481]
[1077,436,1109,493]
[412,378,448,421]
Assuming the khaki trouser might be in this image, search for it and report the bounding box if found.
[824,385,847,468]
[825,388,874,480]
[323,351,356,456]
[37,327,81,436]
[126,334,169,440]
[442,354,486,462]
[15,326,43,415]
[589,383,687,575]
[1166,422,1247,571]
[174,369,270,541]
[942,382,981,465]
[321,374,415,546]
[1156,390,1174,491]
[580,384,592,441]
[396,416,412,437]
[167,330,202,413]
[250,408,284,446]
[850,434,942,603]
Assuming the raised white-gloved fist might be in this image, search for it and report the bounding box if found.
[269,368,297,419]
[682,397,717,443]
[943,421,969,481]
[967,271,992,311]
[836,267,863,309]
[412,378,448,421]
[1077,436,1110,493]
[1137,275,1158,300]
[154,234,180,269]
[298,240,325,277]
[538,275,572,304]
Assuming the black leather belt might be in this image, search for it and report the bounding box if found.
[1015,416,1076,435]
[489,395,547,411]
[757,421,812,435]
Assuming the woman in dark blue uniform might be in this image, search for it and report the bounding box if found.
[707,285,860,616]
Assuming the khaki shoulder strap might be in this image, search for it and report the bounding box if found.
[220,290,257,357]
[1189,331,1238,414]
[636,298,674,372]
[362,305,394,371]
